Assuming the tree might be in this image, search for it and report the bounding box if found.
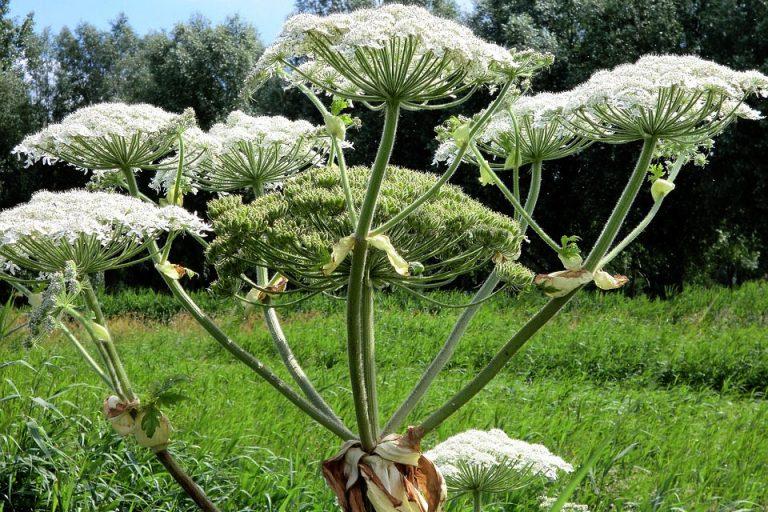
[134,16,263,129]
[50,15,142,119]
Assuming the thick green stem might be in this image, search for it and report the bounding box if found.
[418,293,574,434]
[65,306,133,400]
[76,284,136,401]
[332,137,358,225]
[361,282,378,437]
[58,322,113,389]
[347,102,400,450]
[480,150,559,252]
[121,169,354,440]
[250,181,345,427]
[386,162,544,434]
[583,138,657,271]
[384,271,500,434]
[512,167,521,222]
[520,161,543,233]
[157,257,354,440]
[262,306,344,424]
[473,491,482,512]
[419,139,658,434]
[600,152,682,267]
[370,81,515,236]
[155,449,221,512]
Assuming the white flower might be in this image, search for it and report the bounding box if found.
[153,111,330,194]
[13,103,192,169]
[435,91,589,167]
[251,4,551,103]
[533,54,768,141]
[424,429,573,482]
[0,190,209,274]
[540,497,590,511]
[0,190,208,246]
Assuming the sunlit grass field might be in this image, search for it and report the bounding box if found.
[2,282,767,511]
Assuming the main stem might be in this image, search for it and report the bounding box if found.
[418,138,658,434]
[155,449,221,512]
[370,81,515,237]
[473,491,482,512]
[347,102,400,451]
[361,282,378,438]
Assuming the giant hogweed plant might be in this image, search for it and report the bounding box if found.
[5,4,768,512]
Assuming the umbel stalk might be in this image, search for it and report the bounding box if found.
[418,137,658,433]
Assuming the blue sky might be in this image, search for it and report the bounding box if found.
[9,0,474,43]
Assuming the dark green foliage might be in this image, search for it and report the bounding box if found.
[135,15,262,130]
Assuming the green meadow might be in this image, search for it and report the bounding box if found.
[2,282,767,511]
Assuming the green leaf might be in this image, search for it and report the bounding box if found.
[647,162,665,183]
[330,96,349,116]
[148,374,190,405]
[141,404,161,438]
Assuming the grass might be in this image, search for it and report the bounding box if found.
[1,281,767,511]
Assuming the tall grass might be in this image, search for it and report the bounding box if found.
[1,282,767,510]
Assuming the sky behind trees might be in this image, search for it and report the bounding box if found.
[9,0,473,41]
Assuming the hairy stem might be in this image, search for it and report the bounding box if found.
[520,160,543,233]
[600,152,682,267]
[583,138,657,271]
[155,449,221,512]
[332,137,358,225]
[473,491,482,512]
[121,169,354,440]
[386,162,545,434]
[361,282,378,437]
[75,285,136,401]
[419,138,658,434]
[384,271,500,434]
[481,151,559,253]
[347,102,400,450]
[58,322,113,389]
[295,82,358,224]
[370,81,515,236]
[262,306,343,423]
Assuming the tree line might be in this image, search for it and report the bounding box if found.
[1,0,766,294]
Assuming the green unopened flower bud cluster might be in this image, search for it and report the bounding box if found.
[208,166,527,295]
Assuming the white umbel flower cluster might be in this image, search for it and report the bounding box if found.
[568,54,768,118]
[209,111,324,149]
[13,103,191,168]
[252,4,551,101]
[527,55,768,140]
[0,190,209,246]
[434,91,587,166]
[153,111,329,194]
[424,429,573,482]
